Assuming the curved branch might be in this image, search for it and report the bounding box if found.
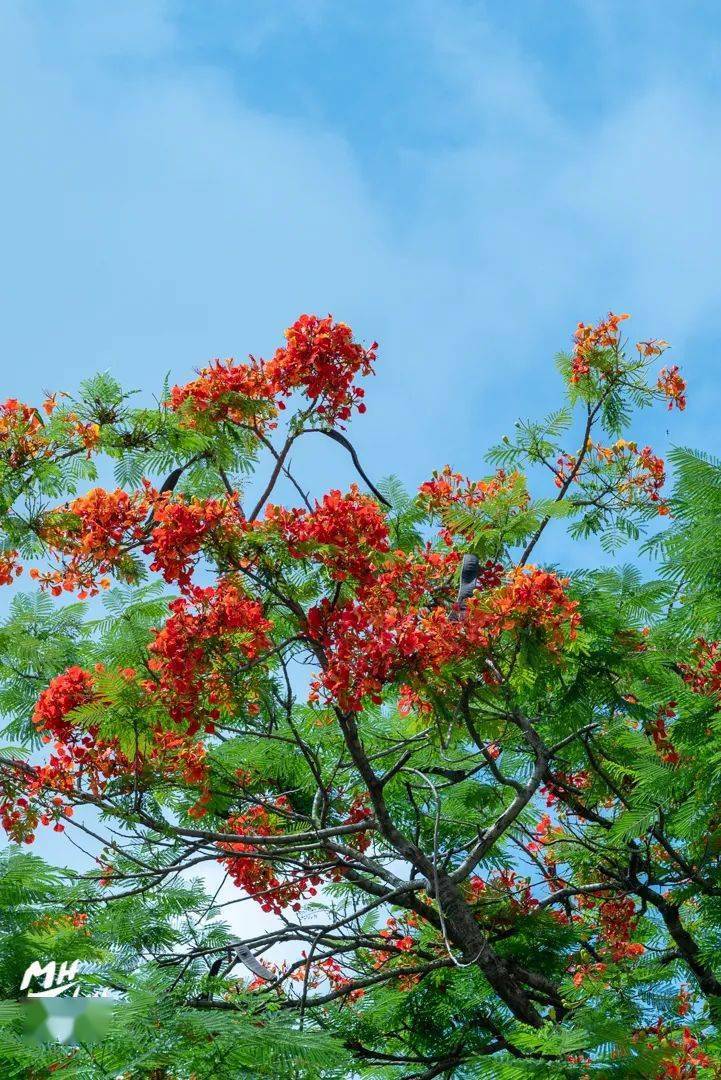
[307,429,390,506]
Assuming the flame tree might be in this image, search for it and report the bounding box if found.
[0,312,719,1077]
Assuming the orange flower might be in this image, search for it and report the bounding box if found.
[657,364,686,411]
[570,312,630,383]
[0,550,22,586]
[636,338,670,357]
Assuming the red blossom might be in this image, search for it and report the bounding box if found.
[342,794,373,853]
[266,485,389,581]
[146,580,272,732]
[294,956,366,1002]
[642,1022,712,1078]
[598,896,645,962]
[0,666,134,842]
[637,339,670,358]
[554,453,577,489]
[418,466,528,545]
[307,560,578,713]
[568,960,607,988]
[145,492,245,589]
[677,985,691,1017]
[219,799,323,914]
[32,666,96,743]
[680,638,721,697]
[0,550,22,586]
[265,314,376,425]
[35,487,149,597]
[541,769,590,807]
[306,549,462,712]
[0,398,48,467]
[657,365,687,411]
[169,314,376,430]
[646,704,681,767]
[169,357,277,427]
[570,312,630,383]
[593,440,668,514]
[465,566,581,655]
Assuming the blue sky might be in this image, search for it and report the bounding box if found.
[4,0,721,929]
[4,0,721,524]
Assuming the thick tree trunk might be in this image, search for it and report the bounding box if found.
[434,873,544,1027]
[336,707,546,1027]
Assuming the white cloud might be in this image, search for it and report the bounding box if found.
[4,0,720,490]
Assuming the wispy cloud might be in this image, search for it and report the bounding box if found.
[2,0,719,494]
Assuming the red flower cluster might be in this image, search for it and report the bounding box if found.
[370,915,420,988]
[0,777,42,842]
[266,314,376,425]
[477,560,505,589]
[637,339,670,358]
[75,484,141,533]
[593,440,667,513]
[495,869,540,916]
[169,315,375,429]
[313,957,366,1002]
[0,666,134,842]
[646,703,680,767]
[598,896,645,962]
[307,557,578,712]
[0,550,21,586]
[541,769,590,808]
[397,682,433,718]
[658,1029,711,1078]
[419,466,523,513]
[418,466,528,545]
[468,869,539,919]
[377,915,416,954]
[469,876,486,900]
[0,398,48,467]
[34,487,148,597]
[2,582,276,844]
[149,729,209,791]
[677,985,691,1018]
[306,549,462,711]
[527,812,563,855]
[657,365,687,411]
[34,485,252,598]
[569,960,608,989]
[465,566,581,655]
[146,580,272,733]
[553,440,668,515]
[145,493,244,590]
[681,638,721,697]
[169,357,276,427]
[570,312,629,382]
[342,794,373,853]
[219,799,323,914]
[29,565,110,599]
[636,446,667,506]
[67,417,101,455]
[32,666,95,743]
[266,485,389,581]
[67,488,147,561]
[290,955,366,1002]
[639,1022,711,1078]
[554,453,577,489]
